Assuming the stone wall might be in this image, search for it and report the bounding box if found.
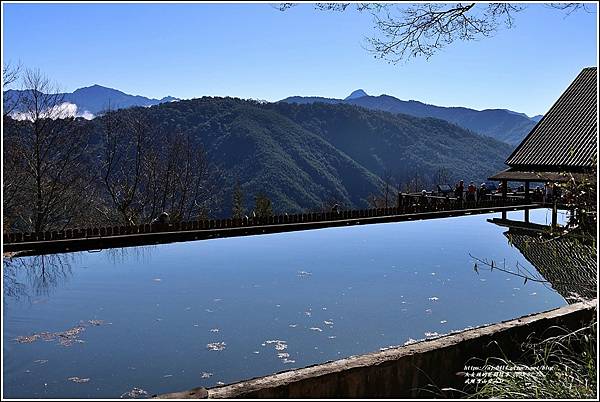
[156,300,596,399]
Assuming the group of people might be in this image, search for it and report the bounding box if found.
[452,180,562,204]
[453,180,491,202]
[534,182,561,203]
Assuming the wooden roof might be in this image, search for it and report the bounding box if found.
[506,67,597,170]
[488,168,591,182]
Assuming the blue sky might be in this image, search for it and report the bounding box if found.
[2,2,598,116]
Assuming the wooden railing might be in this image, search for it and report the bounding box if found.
[3,196,527,245]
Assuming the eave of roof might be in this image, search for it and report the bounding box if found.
[488,168,592,182]
[505,67,598,169]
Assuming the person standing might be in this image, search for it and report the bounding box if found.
[467,181,476,202]
[478,183,488,202]
[455,180,464,199]
[544,182,554,203]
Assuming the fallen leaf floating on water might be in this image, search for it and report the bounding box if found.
[288,324,297,328]
[216,381,225,386]
[265,340,287,348]
[206,342,226,351]
[210,328,220,333]
[34,359,48,364]
[404,338,419,345]
[16,324,89,347]
[62,326,86,338]
[428,297,439,301]
[88,320,104,326]
[68,377,90,383]
[59,338,85,347]
[16,335,39,344]
[440,320,448,324]
[274,343,288,351]
[120,387,149,399]
[328,336,336,339]
[297,270,312,278]
[309,327,323,332]
[323,320,334,325]
[263,339,294,363]
[162,374,173,378]
[424,332,439,338]
[200,372,213,379]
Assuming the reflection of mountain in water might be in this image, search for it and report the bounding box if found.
[503,226,596,303]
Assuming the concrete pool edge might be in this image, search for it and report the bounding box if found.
[155,299,597,399]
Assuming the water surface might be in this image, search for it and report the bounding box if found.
[3,209,571,398]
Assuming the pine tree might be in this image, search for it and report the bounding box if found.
[232,182,245,219]
[254,193,273,218]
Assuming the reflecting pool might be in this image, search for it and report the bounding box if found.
[3,209,576,398]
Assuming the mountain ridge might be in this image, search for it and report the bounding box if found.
[84,96,512,216]
[5,84,540,145]
[281,90,540,145]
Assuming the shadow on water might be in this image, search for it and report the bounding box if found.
[481,212,597,303]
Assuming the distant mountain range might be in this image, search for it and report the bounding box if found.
[5,84,541,145]
[281,90,541,145]
[5,84,178,118]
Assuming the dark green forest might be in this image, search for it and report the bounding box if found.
[3,95,513,232]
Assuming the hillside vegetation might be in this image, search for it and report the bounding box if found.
[97,97,513,215]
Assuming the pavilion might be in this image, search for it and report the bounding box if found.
[489,67,597,200]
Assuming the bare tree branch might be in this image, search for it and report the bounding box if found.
[3,68,95,232]
[277,2,591,63]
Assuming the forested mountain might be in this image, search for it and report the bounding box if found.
[85,97,512,216]
[280,91,539,145]
[4,94,514,231]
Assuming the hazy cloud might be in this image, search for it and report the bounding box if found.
[11,102,95,121]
